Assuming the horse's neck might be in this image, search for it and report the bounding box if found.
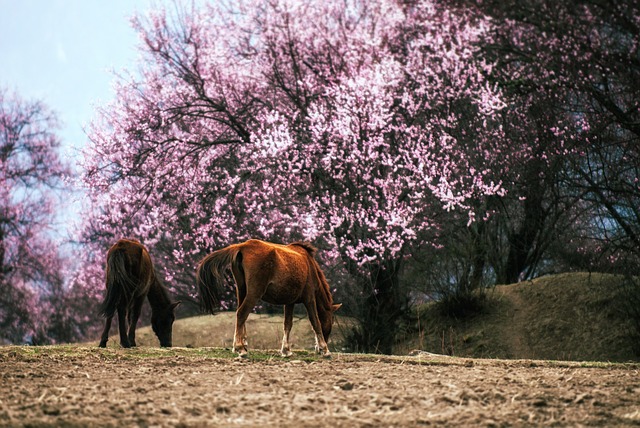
[316,286,332,312]
[147,278,171,310]
[310,259,332,310]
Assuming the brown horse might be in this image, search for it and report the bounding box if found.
[99,239,180,348]
[196,239,341,357]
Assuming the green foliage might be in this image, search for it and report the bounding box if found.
[0,344,328,363]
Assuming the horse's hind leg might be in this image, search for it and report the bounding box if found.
[117,306,131,348]
[233,294,260,357]
[235,285,248,348]
[232,264,248,347]
[99,315,113,348]
[280,304,294,357]
[127,296,144,347]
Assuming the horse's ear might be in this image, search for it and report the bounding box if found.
[332,303,342,312]
[170,301,181,311]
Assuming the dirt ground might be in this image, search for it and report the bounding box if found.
[1,347,639,427]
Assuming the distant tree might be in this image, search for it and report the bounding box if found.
[514,0,637,257]
[436,0,640,286]
[82,0,512,353]
[0,88,69,343]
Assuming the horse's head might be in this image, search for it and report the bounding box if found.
[319,303,342,342]
[151,301,181,347]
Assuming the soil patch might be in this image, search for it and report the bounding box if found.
[1,346,639,426]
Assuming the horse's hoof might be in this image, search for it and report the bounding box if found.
[98,343,107,348]
[281,351,293,358]
[234,347,248,358]
[322,352,332,359]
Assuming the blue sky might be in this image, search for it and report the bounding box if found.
[0,1,165,239]
[0,0,159,156]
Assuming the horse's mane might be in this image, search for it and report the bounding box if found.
[295,247,333,311]
[311,257,334,309]
[292,242,333,310]
[290,241,317,257]
[136,244,171,308]
[149,265,171,302]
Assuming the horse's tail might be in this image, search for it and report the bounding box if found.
[196,245,239,314]
[100,247,137,318]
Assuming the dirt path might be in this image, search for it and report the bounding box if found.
[1,346,639,427]
[499,286,535,359]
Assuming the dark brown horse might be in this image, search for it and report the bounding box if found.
[196,239,341,357]
[99,239,180,348]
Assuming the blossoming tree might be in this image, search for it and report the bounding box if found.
[476,0,640,278]
[0,88,69,343]
[82,0,511,352]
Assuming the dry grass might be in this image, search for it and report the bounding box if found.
[100,311,356,352]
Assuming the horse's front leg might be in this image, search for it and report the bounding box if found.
[99,315,113,348]
[305,301,331,358]
[117,306,131,348]
[280,304,295,357]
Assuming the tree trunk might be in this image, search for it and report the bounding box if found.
[502,184,545,284]
[467,221,487,293]
[358,259,404,354]
[497,156,548,285]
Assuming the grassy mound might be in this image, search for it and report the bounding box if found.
[400,272,638,362]
[97,272,637,362]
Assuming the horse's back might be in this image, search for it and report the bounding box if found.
[108,238,145,260]
[239,239,310,270]
[107,239,154,292]
[237,239,311,303]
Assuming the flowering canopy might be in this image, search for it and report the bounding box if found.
[0,88,68,343]
[82,0,509,278]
